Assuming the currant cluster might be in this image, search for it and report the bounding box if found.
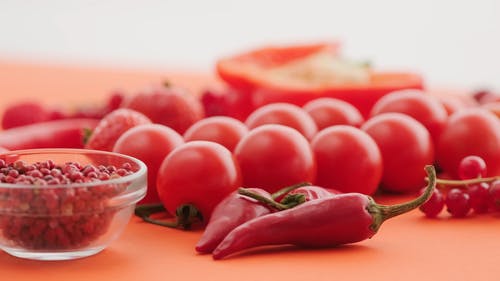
[420,155,500,218]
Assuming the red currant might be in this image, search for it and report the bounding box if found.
[488,180,500,212]
[446,188,471,218]
[419,188,445,218]
[467,183,490,214]
[458,155,487,180]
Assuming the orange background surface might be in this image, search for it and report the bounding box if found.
[0,60,499,281]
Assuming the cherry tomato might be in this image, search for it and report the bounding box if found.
[303,97,364,129]
[311,125,382,195]
[245,103,318,140]
[437,108,500,178]
[183,116,248,152]
[370,89,447,144]
[234,124,316,193]
[113,124,184,204]
[361,113,434,193]
[122,84,204,134]
[156,141,242,223]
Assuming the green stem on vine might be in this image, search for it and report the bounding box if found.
[429,175,500,188]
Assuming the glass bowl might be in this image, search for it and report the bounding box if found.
[0,148,147,260]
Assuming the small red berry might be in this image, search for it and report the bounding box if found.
[458,155,487,180]
[467,183,490,213]
[488,180,500,212]
[446,188,471,218]
[419,188,445,218]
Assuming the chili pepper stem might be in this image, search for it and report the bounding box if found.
[238,188,304,210]
[368,165,436,232]
[270,182,311,200]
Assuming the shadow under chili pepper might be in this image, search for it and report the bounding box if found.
[218,243,375,260]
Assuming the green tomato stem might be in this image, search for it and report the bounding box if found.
[134,203,202,230]
[135,204,179,228]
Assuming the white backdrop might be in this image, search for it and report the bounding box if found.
[0,0,499,88]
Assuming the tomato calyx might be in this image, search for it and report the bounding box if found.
[134,203,203,230]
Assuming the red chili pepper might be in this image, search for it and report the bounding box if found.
[195,188,273,254]
[0,118,99,150]
[212,165,436,259]
[196,183,315,253]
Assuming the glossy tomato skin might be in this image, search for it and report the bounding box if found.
[311,126,382,195]
[370,89,448,144]
[234,124,316,193]
[245,103,318,140]
[113,124,184,204]
[156,141,242,222]
[437,108,500,178]
[303,97,364,129]
[361,113,434,193]
[183,116,248,152]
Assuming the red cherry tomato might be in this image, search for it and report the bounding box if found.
[245,103,318,140]
[156,141,242,223]
[303,97,364,129]
[113,124,184,204]
[183,116,248,151]
[311,126,382,195]
[370,89,448,144]
[437,108,500,178]
[234,124,316,193]
[362,113,434,193]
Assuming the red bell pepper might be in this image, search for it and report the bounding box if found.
[215,42,423,118]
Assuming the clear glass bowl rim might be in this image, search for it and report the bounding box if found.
[0,148,147,189]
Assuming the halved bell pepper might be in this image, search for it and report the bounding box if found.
[215,42,424,117]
